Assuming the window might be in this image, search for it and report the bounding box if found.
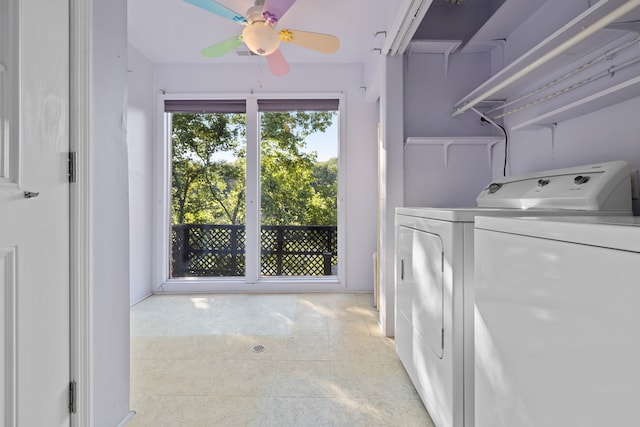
[167,100,247,278]
[165,96,341,287]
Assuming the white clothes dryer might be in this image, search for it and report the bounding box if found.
[395,161,633,427]
[473,215,640,427]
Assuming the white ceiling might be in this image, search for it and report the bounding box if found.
[127,0,398,66]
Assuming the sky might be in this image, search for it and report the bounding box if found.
[210,116,338,163]
[203,112,338,163]
[302,120,338,162]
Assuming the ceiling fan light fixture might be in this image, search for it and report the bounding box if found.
[242,22,281,56]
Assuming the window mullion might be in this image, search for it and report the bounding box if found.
[244,97,260,283]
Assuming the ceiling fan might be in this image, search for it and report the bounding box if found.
[183,0,340,75]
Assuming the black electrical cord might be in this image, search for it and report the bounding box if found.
[497,124,508,176]
[481,116,509,176]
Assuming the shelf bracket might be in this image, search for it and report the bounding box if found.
[443,42,461,79]
[441,139,502,170]
[547,123,558,159]
[528,122,558,158]
[443,141,454,170]
[443,50,452,79]
[406,40,461,79]
[405,136,505,171]
[486,139,502,170]
[470,107,503,131]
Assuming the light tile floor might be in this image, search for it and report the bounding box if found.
[130,293,435,426]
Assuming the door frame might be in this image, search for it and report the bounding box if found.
[70,0,92,424]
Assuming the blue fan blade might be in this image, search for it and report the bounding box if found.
[183,0,247,24]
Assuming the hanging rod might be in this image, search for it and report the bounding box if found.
[492,54,640,120]
[452,0,640,117]
[484,34,640,116]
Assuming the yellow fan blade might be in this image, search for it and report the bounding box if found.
[279,29,339,54]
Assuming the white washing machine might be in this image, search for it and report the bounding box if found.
[395,161,633,427]
[474,215,640,427]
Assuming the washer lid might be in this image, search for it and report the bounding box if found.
[396,207,512,222]
[476,161,631,211]
[475,215,640,252]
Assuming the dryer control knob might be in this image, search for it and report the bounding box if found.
[574,175,590,185]
[488,183,502,194]
[537,179,550,187]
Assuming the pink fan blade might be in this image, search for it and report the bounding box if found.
[262,0,296,24]
[266,49,290,75]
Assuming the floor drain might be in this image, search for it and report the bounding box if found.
[251,344,266,353]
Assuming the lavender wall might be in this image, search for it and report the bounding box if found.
[127,61,380,292]
[127,46,155,304]
[92,0,131,424]
[402,52,498,208]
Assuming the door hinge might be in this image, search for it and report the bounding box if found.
[68,152,77,183]
[69,381,77,414]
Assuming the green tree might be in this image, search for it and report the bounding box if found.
[172,157,203,224]
[308,157,338,225]
[259,111,336,226]
[171,110,338,227]
[171,113,246,225]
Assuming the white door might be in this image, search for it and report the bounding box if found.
[0,0,70,425]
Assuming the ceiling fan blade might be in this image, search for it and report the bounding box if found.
[201,36,243,57]
[183,0,247,24]
[266,49,290,75]
[279,29,339,54]
[262,0,296,24]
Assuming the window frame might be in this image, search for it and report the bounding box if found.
[154,92,346,292]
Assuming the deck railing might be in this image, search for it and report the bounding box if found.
[171,224,337,277]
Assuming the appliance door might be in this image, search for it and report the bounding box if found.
[474,227,640,427]
[396,225,415,372]
[398,225,444,359]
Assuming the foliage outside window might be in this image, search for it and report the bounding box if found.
[171,111,337,227]
[172,113,246,225]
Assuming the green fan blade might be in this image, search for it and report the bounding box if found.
[201,36,243,58]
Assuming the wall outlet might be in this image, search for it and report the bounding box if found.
[631,168,639,200]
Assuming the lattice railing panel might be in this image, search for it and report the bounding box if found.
[172,224,245,277]
[187,253,246,277]
[172,224,336,278]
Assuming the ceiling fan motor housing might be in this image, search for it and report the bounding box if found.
[246,4,266,24]
[242,3,281,56]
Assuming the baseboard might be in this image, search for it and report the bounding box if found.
[116,411,136,427]
[130,293,153,307]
